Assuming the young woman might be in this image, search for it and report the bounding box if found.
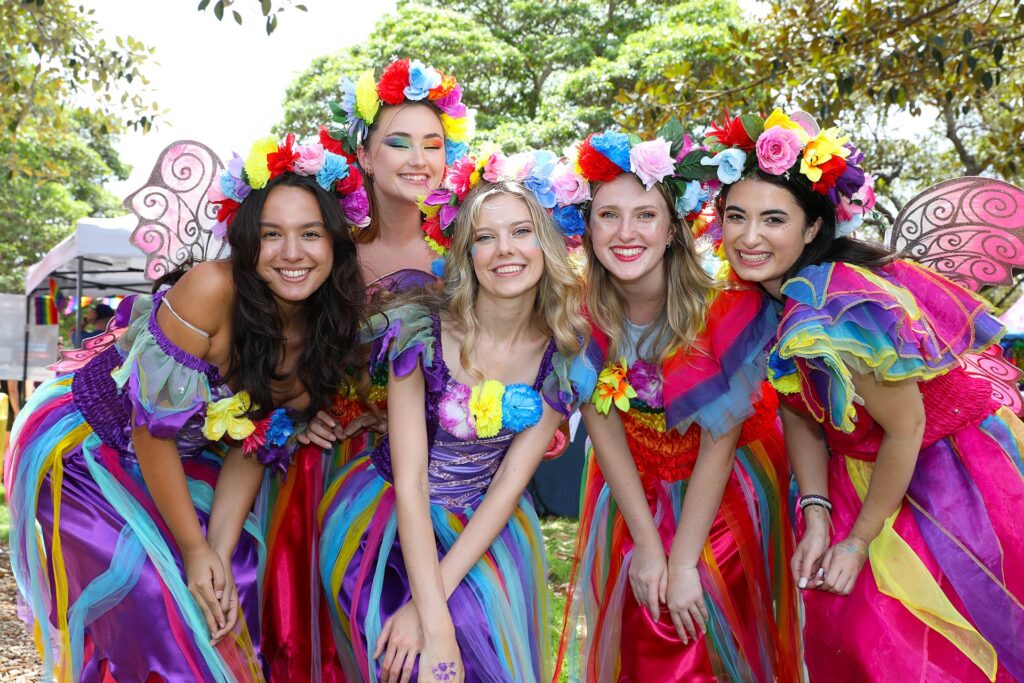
[556,129,801,682]
[5,133,366,681]
[261,58,474,680]
[713,110,1024,682]
[318,152,594,682]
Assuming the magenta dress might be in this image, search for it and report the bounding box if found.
[769,260,1024,682]
[5,292,270,682]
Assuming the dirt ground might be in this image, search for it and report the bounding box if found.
[0,541,41,682]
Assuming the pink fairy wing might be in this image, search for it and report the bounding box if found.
[49,318,127,373]
[959,345,1024,415]
[124,141,227,281]
[887,177,1024,292]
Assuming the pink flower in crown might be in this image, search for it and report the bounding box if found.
[482,153,505,183]
[675,134,694,161]
[551,164,591,205]
[627,359,663,408]
[439,383,476,440]
[756,126,804,176]
[341,188,370,227]
[628,138,675,191]
[836,174,877,222]
[449,156,479,199]
[293,143,326,176]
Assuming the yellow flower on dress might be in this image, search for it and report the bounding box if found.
[440,112,474,143]
[591,358,637,415]
[355,70,381,125]
[244,136,277,190]
[469,380,505,438]
[762,109,810,144]
[202,391,257,441]
[800,127,850,183]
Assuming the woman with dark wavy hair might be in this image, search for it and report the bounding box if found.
[5,133,365,682]
[714,110,1024,682]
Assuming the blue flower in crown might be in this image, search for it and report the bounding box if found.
[590,132,631,173]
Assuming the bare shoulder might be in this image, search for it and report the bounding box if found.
[162,260,235,338]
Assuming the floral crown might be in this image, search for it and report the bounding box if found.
[569,118,716,225]
[416,146,591,255]
[208,130,371,237]
[328,58,474,165]
[698,109,877,236]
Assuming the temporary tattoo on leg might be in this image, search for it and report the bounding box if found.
[431,661,457,681]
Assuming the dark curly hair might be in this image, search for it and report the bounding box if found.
[716,169,893,284]
[226,172,365,421]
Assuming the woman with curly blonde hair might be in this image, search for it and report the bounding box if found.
[557,125,801,682]
[319,152,596,682]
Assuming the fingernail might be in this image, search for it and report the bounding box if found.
[216,591,223,599]
[816,568,825,577]
[798,577,808,589]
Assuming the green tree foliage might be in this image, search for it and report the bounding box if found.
[195,0,308,35]
[0,1,145,293]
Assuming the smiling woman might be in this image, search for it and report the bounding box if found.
[3,132,366,682]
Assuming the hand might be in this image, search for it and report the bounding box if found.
[296,409,345,449]
[665,564,709,645]
[183,543,227,638]
[418,630,462,683]
[628,540,667,622]
[793,509,831,589]
[375,601,424,683]
[209,548,239,645]
[819,535,869,595]
[340,411,388,439]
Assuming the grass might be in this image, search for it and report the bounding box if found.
[541,515,578,680]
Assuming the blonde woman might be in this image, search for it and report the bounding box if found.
[556,127,801,682]
[319,153,595,682]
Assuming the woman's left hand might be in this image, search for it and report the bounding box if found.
[819,535,869,595]
[375,600,424,683]
[665,564,709,645]
[210,548,239,645]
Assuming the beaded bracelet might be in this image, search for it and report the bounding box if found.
[798,494,833,513]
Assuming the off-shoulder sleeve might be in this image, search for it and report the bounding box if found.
[542,344,600,416]
[663,286,777,439]
[359,302,442,391]
[768,260,1004,432]
[109,292,219,439]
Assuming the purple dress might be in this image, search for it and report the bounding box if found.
[5,292,267,682]
[317,303,595,682]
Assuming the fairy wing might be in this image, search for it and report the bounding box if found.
[887,176,1024,413]
[123,140,228,281]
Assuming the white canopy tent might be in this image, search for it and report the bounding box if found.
[18,214,152,387]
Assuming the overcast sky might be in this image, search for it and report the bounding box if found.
[82,0,396,199]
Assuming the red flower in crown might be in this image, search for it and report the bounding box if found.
[377,59,411,106]
[216,198,240,225]
[577,134,623,182]
[319,126,344,155]
[266,133,298,178]
[335,164,363,195]
[811,155,848,195]
[708,112,756,151]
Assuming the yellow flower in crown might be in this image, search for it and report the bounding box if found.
[800,127,851,183]
[244,136,278,190]
[417,195,442,219]
[440,112,474,144]
[469,380,505,438]
[592,358,637,415]
[762,109,810,144]
[203,391,257,441]
[354,70,381,125]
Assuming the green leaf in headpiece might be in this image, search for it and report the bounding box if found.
[658,117,687,157]
[328,101,347,125]
[675,149,717,181]
[739,115,765,145]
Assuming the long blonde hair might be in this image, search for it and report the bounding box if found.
[441,181,588,382]
[584,177,716,363]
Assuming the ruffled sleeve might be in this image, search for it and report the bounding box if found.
[109,291,221,439]
[542,344,600,416]
[359,302,442,392]
[662,286,777,439]
[768,260,1005,432]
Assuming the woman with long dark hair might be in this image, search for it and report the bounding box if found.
[5,133,365,682]
[713,110,1024,682]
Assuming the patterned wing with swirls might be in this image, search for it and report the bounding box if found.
[123,141,227,281]
[886,177,1024,292]
[887,176,1024,413]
